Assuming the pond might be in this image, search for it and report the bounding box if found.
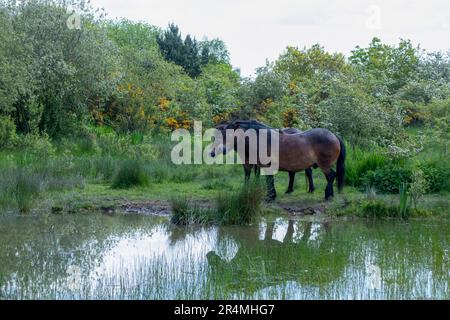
[0,213,448,299]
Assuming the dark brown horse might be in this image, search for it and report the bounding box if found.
[211,124,315,194]
[281,128,315,194]
[211,120,346,201]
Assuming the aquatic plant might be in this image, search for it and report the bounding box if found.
[170,197,214,225]
[171,179,265,226]
[216,179,265,225]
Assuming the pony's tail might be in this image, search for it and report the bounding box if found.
[337,137,346,193]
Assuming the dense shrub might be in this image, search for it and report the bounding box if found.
[361,165,413,193]
[417,161,450,193]
[15,134,56,159]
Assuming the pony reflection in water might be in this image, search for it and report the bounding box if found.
[210,120,346,201]
[207,220,350,293]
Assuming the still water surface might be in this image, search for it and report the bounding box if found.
[0,214,448,299]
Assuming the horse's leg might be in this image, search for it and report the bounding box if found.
[264,221,275,241]
[265,175,277,202]
[286,171,295,194]
[243,165,251,183]
[283,220,295,243]
[254,165,261,179]
[305,168,315,193]
[328,169,336,198]
[300,222,312,242]
[321,168,336,200]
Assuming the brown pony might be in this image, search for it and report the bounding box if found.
[280,128,315,194]
[211,125,315,194]
[211,120,346,201]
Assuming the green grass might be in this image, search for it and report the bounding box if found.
[345,145,387,187]
[216,179,265,225]
[0,133,448,219]
[170,197,215,225]
[171,179,265,226]
[111,159,149,189]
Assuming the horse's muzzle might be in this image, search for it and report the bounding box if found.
[210,146,227,158]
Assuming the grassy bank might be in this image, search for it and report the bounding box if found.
[0,130,448,220]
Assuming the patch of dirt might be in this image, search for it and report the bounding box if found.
[99,199,326,218]
[279,204,326,216]
[120,201,172,216]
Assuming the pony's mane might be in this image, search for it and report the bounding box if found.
[230,119,274,130]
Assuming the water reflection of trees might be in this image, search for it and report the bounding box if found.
[0,214,159,298]
[207,220,351,293]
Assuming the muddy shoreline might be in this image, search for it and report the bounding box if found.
[95,200,329,218]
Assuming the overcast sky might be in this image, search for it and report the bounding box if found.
[90,0,450,77]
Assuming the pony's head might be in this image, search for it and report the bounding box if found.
[209,120,275,158]
[209,123,229,158]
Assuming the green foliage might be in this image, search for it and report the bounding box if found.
[199,38,230,64]
[0,161,84,213]
[16,133,56,159]
[89,155,119,182]
[350,38,419,92]
[345,147,387,187]
[0,116,17,149]
[111,159,149,189]
[361,165,413,194]
[408,170,428,209]
[276,44,349,80]
[0,1,448,221]
[418,51,450,83]
[361,200,400,219]
[237,62,289,120]
[316,74,402,147]
[198,62,241,123]
[359,157,449,194]
[3,0,119,137]
[157,24,202,77]
[417,161,450,193]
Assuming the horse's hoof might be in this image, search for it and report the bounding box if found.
[308,189,315,194]
[285,190,293,194]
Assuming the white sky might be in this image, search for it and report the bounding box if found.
[90,0,450,77]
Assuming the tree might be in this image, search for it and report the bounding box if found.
[349,38,420,92]
[199,38,230,64]
[157,23,201,77]
[0,0,120,137]
[183,35,201,77]
[198,62,241,124]
[275,44,348,81]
